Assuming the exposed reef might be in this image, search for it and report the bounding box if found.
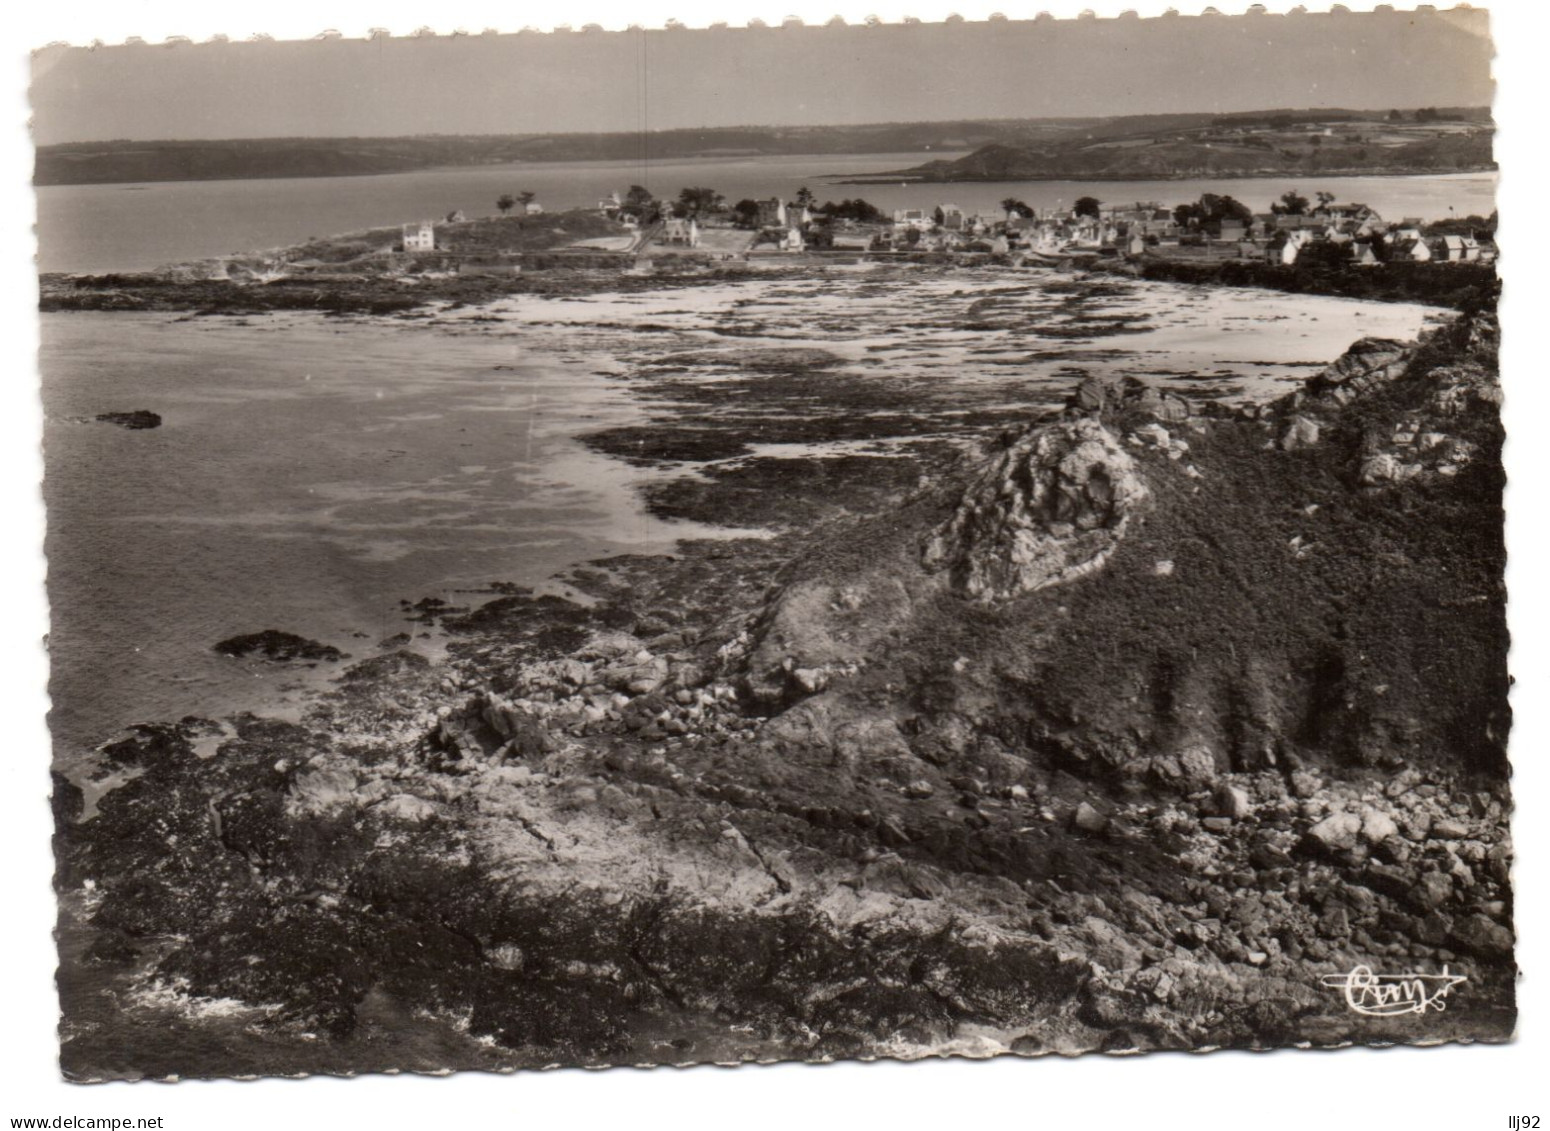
[92,410,161,430]
[214,630,346,664]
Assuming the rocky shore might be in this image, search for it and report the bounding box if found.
[54,290,1511,1078]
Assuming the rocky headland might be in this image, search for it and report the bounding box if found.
[54,305,1512,1078]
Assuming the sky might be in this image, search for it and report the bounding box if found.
[30,8,1494,145]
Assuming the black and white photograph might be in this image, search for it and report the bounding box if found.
[4,0,1546,1123]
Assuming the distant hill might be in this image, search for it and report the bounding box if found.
[872,110,1494,183]
[33,108,1492,187]
[33,122,1073,186]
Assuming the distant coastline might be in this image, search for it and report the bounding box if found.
[839,165,1499,186]
[35,106,1491,187]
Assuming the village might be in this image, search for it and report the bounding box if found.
[377,183,1497,273]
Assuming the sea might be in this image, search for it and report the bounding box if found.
[34,151,1498,274]
[40,310,742,762]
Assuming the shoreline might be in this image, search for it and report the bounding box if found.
[838,164,1499,186]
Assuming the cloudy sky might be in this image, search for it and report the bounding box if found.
[31,8,1493,145]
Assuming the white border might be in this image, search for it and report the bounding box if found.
[4,4,1543,1129]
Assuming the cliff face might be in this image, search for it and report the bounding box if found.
[58,311,1513,1078]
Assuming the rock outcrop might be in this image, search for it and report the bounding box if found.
[923,418,1149,600]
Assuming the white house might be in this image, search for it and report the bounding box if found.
[892,208,933,232]
[661,217,700,247]
[524,201,545,216]
[1434,234,1481,262]
[1390,232,1432,262]
[402,222,435,253]
[1267,229,1308,266]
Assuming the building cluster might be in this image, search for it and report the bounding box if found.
[391,190,1494,268]
[397,198,546,252]
[1232,204,1496,267]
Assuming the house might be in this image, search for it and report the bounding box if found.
[1433,234,1481,262]
[1314,202,1383,228]
[1353,244,1381,267]
[756,198,788,229]
[402,222,435,253]
[937,203,966,231]
[1218,219,1247,242]
[661,217,700,248]
[892,208,933,232]
[445,210,467,224]
[780,226,805,253]
[599,192,622,215]
[1266,230,1307,266]
[830,234,872,252]
[524,201,545,216]
[1126,233,1148,257]
[1391,236,1432,263]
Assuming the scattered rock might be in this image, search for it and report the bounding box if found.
[214,630,344,663]
[1073,801,1108,833]
[1303,811,1362,854]
[95,409,162,430]
[1450,913,1514,959]
[1408,872,1454,912]
[1280,415,1320,451]
[1212,783,1252,821]
[1360,807,1399,844]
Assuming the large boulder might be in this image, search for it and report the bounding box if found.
[923,418,1148,601]
[1305,337,1411,404]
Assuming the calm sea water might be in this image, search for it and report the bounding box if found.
[35,151,1497,274]
[40,311,727,759]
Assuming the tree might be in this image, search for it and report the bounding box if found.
[795,186,816,209]
[731,199,761,229]
[1000,197,1033,220]
[1272,189,1310,216]
[518,190,536,207]
[816,198,883,224]
[496,194,516,215]
[1173,194,1251,231]
[1074,196,1102,219]
[623,185,661,225]
[1296,240,1354,272]
[1387,108,1405,121]
[1316,191,1336,210]
[676,186,725,217]
[932,206,946,227]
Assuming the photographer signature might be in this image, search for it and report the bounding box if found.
[1320,965,1467,1016]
